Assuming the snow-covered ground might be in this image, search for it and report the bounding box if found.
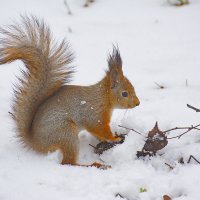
[0,0,200,199]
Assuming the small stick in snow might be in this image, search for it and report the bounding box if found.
[118,125,146,137]
[179,157,184,164]
[89,144,96,149]
[154,82,165,89]
[8,111,15,118]
[187,155,200,164]
[164,163,174,170]
[115,193,130,200]
[163,126,196,134]
[64,0,72,15]
[187,104,200,112]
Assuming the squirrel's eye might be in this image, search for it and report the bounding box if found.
[122,91,128,97]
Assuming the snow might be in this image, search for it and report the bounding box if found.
[0,0,200,199]
[80,101,87,105]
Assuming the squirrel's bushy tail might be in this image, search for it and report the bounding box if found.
[0,16,74,145]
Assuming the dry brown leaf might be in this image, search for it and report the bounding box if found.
[163,194,172,200]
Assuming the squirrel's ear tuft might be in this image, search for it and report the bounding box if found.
[107,46,123,89]
[107,45,122,70]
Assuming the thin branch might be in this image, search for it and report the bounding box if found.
[163,124,200,134]
[89,144,95,149]
[8,111,15,118]
[187,155,200,164]
[164,163,174,170]
[119,123,200,140]
[64,0,72,15]
[154,82,164,89]
[187,104,200,112]
[118,125,146,137]
[167,124,200,139]
[115,193,130,200]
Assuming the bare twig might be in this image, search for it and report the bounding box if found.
[163,126,191,134]
[154,82,164,89]
[115,193,130,200]
[89,144,96,149]
[164,163,174,170]
[167,124,200,139]
[163,124,200,134]
[187,155,200,164]
[118,125,146,137]
[120,124,200,140]
[187,104,200,112]
[179,157,184,164]
[8,111,15,118]
[64,0,72,15]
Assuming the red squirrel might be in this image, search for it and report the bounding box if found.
[0,16,140,166]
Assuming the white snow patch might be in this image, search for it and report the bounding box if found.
[80,100,86,105]
[0,0,200,200]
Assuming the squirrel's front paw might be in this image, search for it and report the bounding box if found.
[108,134,125,143]
[112,136,122,142]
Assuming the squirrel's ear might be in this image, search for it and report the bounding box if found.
[107,46,123,89]
[110,69,119,89]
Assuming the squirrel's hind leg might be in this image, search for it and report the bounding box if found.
[59,120,80,165]
[32,118,80,165]
[60,134,79,165]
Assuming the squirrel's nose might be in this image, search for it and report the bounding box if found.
[136,101,140,106]
[134,97,140,106]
